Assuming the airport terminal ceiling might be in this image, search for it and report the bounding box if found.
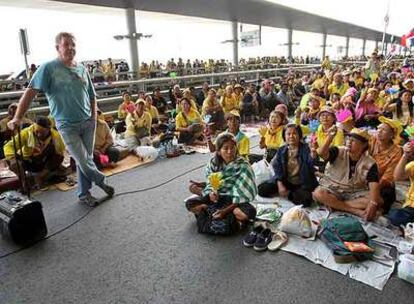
[0,0,399,42]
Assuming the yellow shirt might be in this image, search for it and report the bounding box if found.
[312,78,325,91]
[404,161,414,208]
[263,126,284,149]
[4,124,65,160]
[374,97,386,110]
[220,95,239,113]
[202,98,221,117]
[146,105,159,121]
[125,111,152,138]
[354,77,364,87]
[176,109,203,129]
[392,105,412,126]
[236,133,250,158]
[328,83,349,97]
[315,125,344,148]
[232,92,243,106]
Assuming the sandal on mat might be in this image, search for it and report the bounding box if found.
[268,231,288,251]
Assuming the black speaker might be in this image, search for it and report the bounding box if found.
[0,191,47,245]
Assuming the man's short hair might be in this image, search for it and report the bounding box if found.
[36,116,51,129]
[55,32,75,45]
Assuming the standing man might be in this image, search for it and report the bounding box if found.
[8,32,114,206]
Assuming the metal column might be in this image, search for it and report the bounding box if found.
[232,21,238,67]
[287,28,293,59]
[375,41,379,51]
[322,33,327,59]
[362,39,366,56]
[126,7,139,78]
[345,36,350,58]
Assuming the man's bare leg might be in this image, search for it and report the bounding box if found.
[313,188,365,218]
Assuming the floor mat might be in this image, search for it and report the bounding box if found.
[252,196,401,290]
[52,155,154,191]
[101,154,152,176]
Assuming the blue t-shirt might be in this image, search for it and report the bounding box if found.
[29,59,96,124]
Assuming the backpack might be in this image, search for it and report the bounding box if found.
[319,216,374,263]
[196,204,239,236]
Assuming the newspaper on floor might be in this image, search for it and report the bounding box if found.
[252,195,398,290]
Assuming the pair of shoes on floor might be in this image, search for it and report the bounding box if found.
[242,225,272,251]
[242,225,288,252]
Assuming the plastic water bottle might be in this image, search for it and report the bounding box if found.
[172,136,178,153]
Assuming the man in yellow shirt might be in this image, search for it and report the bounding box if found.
[220,85,239,113]
[4,116,66,190]
[125,99,152,140]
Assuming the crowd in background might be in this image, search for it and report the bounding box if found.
[2,51,414,228]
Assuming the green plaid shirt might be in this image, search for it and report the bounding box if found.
[203,157,257,204]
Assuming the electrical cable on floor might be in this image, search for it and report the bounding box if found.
[0,162,206,259]
[0,143,261,260]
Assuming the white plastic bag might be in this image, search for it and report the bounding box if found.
[279,206,312,237]
[116,136,139,151]
[251,159,274,185]
[133,146,158,162]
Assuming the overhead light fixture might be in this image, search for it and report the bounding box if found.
[113,33,153,40]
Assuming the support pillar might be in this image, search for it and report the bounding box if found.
[232,21,238,67]
[287,28,293,60]
[375,40,379,50]
[362,39,366,56]
[384,42,388,55]
[322,33,327,59]
[126,7,139,78]
[345,36,350,58]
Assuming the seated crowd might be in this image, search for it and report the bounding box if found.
[1,52,414,230]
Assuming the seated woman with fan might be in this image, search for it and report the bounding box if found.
[185,133,257,226]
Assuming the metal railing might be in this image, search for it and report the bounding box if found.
[0,64,323,117]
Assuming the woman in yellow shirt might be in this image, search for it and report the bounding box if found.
[220,85,239,113]
[118,92,134,120]
[176,88,198,113]
[175,98,204,145]
[259,110,286,162]
[315,106,344,148]
[144,95,159,124]
[125,99,152,140]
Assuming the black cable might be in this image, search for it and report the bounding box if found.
[0,162,206,259]
[0,142,262,259]
[114,163,205,197]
